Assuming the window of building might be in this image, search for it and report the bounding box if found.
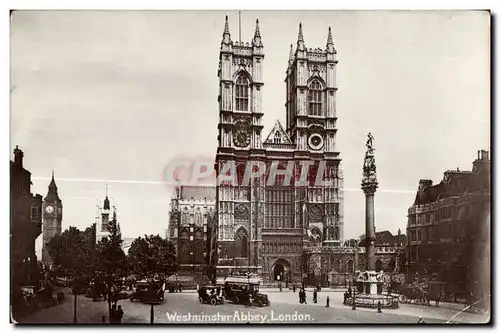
[235,76,250,111]
[30,206,39,220]
[308,80,323,116]
[274,131,281,144]
[417,229,421,241]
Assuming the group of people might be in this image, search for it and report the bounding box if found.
[108,304,124,324]
[297,287,320,304]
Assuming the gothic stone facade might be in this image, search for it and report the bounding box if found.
[168,186,216,274]
[214,18,344,284]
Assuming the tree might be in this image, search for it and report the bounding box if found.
[46,226,93,323]
[47,226,94,279]
[127,234,177,281]
[94,214,127,318]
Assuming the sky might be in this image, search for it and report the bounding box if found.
[9,10,490,257]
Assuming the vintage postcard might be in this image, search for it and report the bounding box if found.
[10,10,491,324]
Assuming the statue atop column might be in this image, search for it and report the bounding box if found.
[362,132,378,190]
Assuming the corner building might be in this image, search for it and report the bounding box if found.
[406,150,490,302]
[214,17,344,284]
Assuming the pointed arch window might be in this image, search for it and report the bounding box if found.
[308,80,323,116]
[274,131,281,144]
[235,76,250,111]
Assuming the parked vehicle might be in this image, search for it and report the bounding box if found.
[223,274,270,307]
[130,279,165,304]
[198,286,224,305]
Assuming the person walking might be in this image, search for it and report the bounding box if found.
[313,288,318,303]
[116,305,124,324]
[110,304,117,324]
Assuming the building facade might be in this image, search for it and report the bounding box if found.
[41,172,63,268]
[10,146,43,287]
[168,186,216,275]
[213,17,344,284]
[406,150,490,301]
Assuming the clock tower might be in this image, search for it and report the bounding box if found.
[42,171,62,268]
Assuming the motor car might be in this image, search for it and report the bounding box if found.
[130,279,165,304]
[198,286,224,305]
[223,274,270,307]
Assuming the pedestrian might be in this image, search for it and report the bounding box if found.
[303,288,307,305]
[293,285,296,293]
[298,289,303,304]
[313,288,318,303]
[116,305,124,324]
[110,304,117,324]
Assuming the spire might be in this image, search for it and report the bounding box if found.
[45,170,60,202]
[326,26,335,54]
[223,15,230,35]
[327,27,333,45]
[254,19,261,38]
[297,23,305,51]
[252,18,262,47]
[298,23,304,42]
[49,170,57,190]
[222,15,232,45]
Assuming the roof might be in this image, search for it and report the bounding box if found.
[358,230,406,247]
[263,120,294,148]
[179,186,216,201]
[413,156,490,206]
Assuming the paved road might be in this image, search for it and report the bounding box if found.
[18,291,489,324]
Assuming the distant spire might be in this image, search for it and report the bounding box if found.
[297,23,305,51]
[327,27,333,45]
[45,170,60,202]
[326,26,335,54]
[254,19,261,38]
[223,15,230,35]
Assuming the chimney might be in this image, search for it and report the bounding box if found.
[480,150,489,161]
[13,145,24,169]
[418,179,433,191]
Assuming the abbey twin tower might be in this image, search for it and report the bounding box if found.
[213,16,344,284]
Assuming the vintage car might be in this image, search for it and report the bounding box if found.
[223,274,270,307]
[130,279,165,304]
[198,286,224,305]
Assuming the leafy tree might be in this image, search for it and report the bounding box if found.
[94,214,127,317]
[127,234,177,281]
[46,226,93,323]
[47,226,93,280]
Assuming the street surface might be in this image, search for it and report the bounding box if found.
[18,289,489,324]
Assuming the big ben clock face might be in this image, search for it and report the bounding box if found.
[233,121,251,148]
[308,133,324,150]
[45,206,54,214]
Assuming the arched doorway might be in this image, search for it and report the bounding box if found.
[234,227,248,258]
[271,258,292,283]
